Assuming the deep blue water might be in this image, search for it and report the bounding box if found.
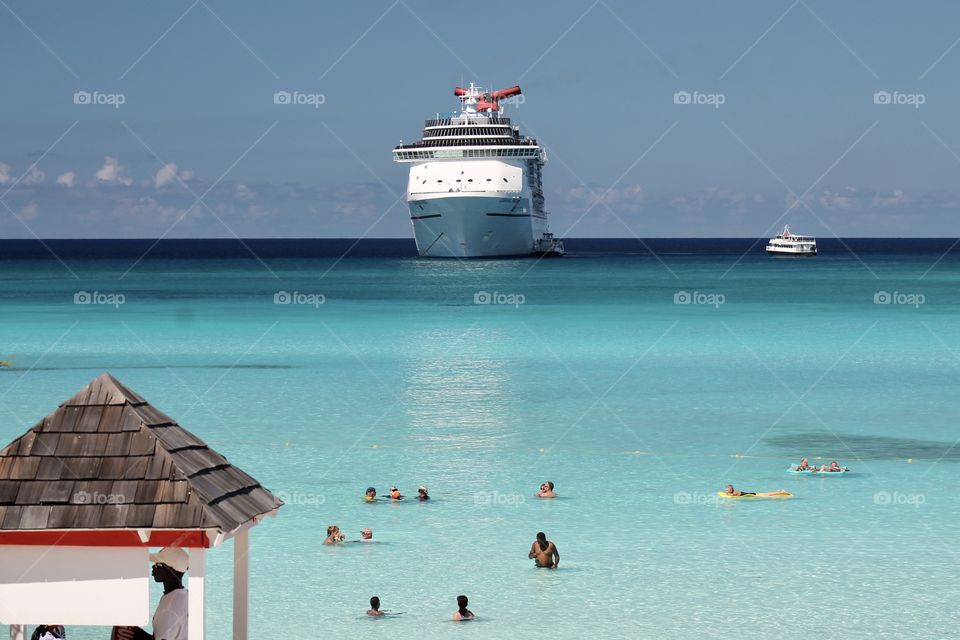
[1,237,958,260]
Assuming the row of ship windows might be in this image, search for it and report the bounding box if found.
[418,178,511,184]
[425,127,511,137]
[396,149,540,159]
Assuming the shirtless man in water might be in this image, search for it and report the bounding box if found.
[528,531,560,568]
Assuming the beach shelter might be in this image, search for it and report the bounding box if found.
[0,373,282,640]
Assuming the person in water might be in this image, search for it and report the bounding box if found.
[795,457,814,471]
[453,595,474,621]
[389,486,403,500]
[528,531,560,568]
[324,525,346,544]
[417,485,430,501]
[724,484,790,497]
[367,596,384,616]
[826,460,845,472]
[359,528,373,541]
[364,487,377,502]
[536,481,556,498]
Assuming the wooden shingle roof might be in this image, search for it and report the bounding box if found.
[0,373,282,532]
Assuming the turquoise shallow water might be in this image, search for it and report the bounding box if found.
[1,242,959,639]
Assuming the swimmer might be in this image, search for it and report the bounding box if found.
[536,481,556,498]
[359,528,373,541]
[724,484,789,497]
[364,487,377,502]
[826,460,846,472]
[324,525,345,544]
[795,457,813,471]
[389,486,403,501]
[528,531,559,569]
[452,595,474,621]
[417,485,430,501]
[367,596,384,616]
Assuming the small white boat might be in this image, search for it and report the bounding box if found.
[766,224,817,256]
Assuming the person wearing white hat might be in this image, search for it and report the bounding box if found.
[416,486,430,501]
[112,547,189,640]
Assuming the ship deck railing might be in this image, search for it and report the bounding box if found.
[426,115,513,126]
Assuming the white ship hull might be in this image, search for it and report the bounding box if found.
[409,194,546,257]
[404,157,547,258]
[766,245,817,255]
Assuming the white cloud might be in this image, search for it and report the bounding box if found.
[56,171,77,187]
[153,163,193,188]
[234,183,256,201]
[0,163,12,185]
[557,183,646,214]
[818,186,858,210]
[22,165,46,185]
[114,195,199,224]
[19,202,39,220]
[873,189,909,208]
[95,156,133,186]
[154,163,178,188]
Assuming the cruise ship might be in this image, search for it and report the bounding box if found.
[766,224,817,256]
[392,83,564,258]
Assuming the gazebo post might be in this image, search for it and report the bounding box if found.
[9,624,25,640]
[189,548,206,640]
[233,529,250,640]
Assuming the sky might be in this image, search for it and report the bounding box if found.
[2,0,960,238]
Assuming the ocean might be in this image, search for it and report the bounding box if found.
[1,238,958,639]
